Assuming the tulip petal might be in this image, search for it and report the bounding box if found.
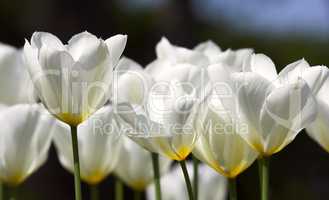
[105,34,127,67]
[0,44,35,105]
[306,99,329,153]
[232,72,274,151]
[0,104,54,185]
[260,79,317,155]
[31,32,65,51]
[194,40,222,62]
[244,54,278,82]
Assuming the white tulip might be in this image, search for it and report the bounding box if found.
[0,43,36,105]
[234,54,319,156]
[194,40,253,71]
[145,38,253,79]
[281,62,329,152]
[114,135,172,191]
[23,31,127,126]
[147,163,227,200]
[192,64,258,178]
[0,104,55,186]
[53,105,122,185]
[115,59,205,161]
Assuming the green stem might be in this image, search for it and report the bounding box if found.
[115,178,124,200]
[192,156,199,200]
[70,125,82,200]
[258,157,270,200]
[179,160,194,200]
[90,184,99,200]
[228,178,237,200]
[151,153,162,200]
[134,190,142,200]
[5,185,17,200]
[0,182,3,200]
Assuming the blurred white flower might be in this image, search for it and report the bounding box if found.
[53,105,122,185]
[23,31,127,126]
[194,40,253,71]
[0,43,36,105]
[234,54,320,156]
[0,104,55,186]
[147,163,227,200]
[115,58,205,161]
[114,135,172,191]
[192,64,258,178]
[145,38,253,79]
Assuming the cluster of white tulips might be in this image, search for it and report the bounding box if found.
[0,31,328,200]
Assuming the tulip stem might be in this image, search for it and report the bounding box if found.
[115,178,124,200]
[228,178,237,200]
[134,190,142,200]
[151,153,162,200]
[192,156,199,200]
[5,185,17,200]
[258,157,270,200]
[90,184,99,200]
[0,182,3,200]
[70,125,82,200]
[179,159,195,200]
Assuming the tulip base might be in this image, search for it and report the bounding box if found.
[70,125,82,200]
[151,153,162,200]
[179,160,195,200]
[228,178,237,200]
[192,156,199,200]
[115,178,124,200]
[258,157,270,200]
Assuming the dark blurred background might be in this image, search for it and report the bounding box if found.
[1,0,329,199]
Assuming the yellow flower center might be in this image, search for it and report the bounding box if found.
[57,113,89,126]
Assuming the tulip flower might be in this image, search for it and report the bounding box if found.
[145,38,253,79]
[147,162,227,200]
[192,63,258,200]
[24,31,127,200]
[0,43,36,105]
[115,57,206,200]
[234,54,320,200]
[306,80,329,152]
[114,135,171,199]
[279,61,329,153]
[0,104,55,198]
[194,40,253,72]
[53,105,122,200]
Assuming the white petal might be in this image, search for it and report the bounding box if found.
[232,72,274,151]
[113,69,154,105]
[31,32,65,51]
[277,59,310,84]
[0,44,36,105]
[306,99,329,153]
[115,136,171,190]
[194,40,222,61]
[260,79,317,155]
[54,105,122,184]
[301,66,329,94]
[116,57,143,73]
[214,48,253,71]
[156,37,209,67]
[245,54,278,82]
[67,31,110,71]
[105,34,127,67]
[0,104,54,185]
